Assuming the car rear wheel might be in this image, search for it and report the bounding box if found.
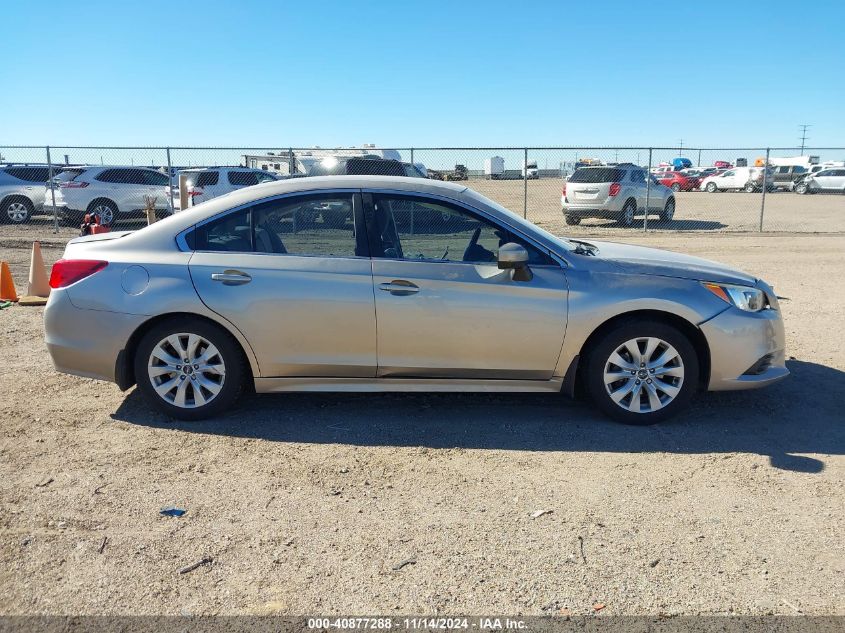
[670,183,681,192]
[87,199,118,226]
[134,318,246,421]
[744,182,756,193]
[660,198,675,223]
[3,197,33,224]
[564,213,581,226]
[705,182,718,193]
[620,200,636,226]
[585,319,699,425]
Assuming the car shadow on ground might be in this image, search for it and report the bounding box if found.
[113,360,843,474]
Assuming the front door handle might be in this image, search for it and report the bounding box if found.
[378,280,419,296]
[211,270,252,285]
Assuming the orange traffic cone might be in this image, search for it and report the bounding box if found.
[18,242,50,306]
[0,261,18,302]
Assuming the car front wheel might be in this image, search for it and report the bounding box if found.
[585,320,699,424]
[794,182,809,195]
[705,182,717,193]
[134,317,246,421]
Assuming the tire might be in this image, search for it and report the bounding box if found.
[794,182,808,195]
[585,319,699,425]
[86,199,118,226]
[744,182,756,193]
[660,198,675,223]
[619,199,636,226]
[564,213,581,226]
[705,182,717,193]
[133,317,246,421]
[2,197,33,224]
[670,183,681,192]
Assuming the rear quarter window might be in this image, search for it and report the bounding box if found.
[4,167,51,182]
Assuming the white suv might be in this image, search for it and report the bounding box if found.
[561,164,676,226]
[0,165,51,224]
[700,166,772,193]
[45,166,172,226]
[179,167,278,209]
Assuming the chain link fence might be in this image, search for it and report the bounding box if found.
[1,145,843,242]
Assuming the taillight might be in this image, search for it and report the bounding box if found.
[562,183,567,197]
[609,182,621,196]
[60,181,89,188]
[49,259,108,288]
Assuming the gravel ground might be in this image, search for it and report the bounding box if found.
[0,233,843,617]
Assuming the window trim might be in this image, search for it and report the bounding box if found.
[176,188,368,259]
[361,189,563,268]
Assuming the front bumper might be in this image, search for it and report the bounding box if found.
[44,289,147,383]
[701,304,789,391]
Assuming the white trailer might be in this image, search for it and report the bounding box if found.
[484,156,505,179]
[768,155,821,167]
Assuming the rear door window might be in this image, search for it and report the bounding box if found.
[194,171,220,187]
[5,167,51,182]
[228,171,259,186]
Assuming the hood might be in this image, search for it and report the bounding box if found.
[585,240,757,286]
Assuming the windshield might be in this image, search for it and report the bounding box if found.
[462,188,574,252]
[569,168,623,183]
[53,168,85,182]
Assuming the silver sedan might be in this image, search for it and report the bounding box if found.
[44,176,788,424]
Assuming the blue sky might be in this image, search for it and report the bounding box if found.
[2,0,844,148]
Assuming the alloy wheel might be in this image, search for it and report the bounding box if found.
[603,337,684,413]
[6,201,29,223]
[92,203,115,225]
[147,333,226,408]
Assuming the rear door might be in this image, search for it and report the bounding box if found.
[364,192,568,379]
[187,191,377,377]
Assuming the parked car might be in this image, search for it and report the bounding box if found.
[561,165,676,226]
[794,168,845,194]
[0,164,51,224]
[700,167,772,193]
[44,166,173,226]
[179,167,278,209]
[43,175,787,424]
[658,171,701,192]
[770,165,808,191]
[713,160,732,169]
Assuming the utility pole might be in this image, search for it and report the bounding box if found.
[798,124,811,155]
[678,139,684,156]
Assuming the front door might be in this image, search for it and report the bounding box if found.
[364,193,568,379]
[187,191,377,377]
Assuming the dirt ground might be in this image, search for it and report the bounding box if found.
[0,231,843,617]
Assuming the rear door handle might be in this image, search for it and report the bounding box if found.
[378,280,419,296]
[211,270,252,285]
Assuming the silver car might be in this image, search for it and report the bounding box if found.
[561,164,675,226]
[0,165,50,224]
[44,176,788,424]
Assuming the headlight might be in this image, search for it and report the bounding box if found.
[703,282,767,312]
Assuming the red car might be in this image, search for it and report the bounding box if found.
[657,171,701,192]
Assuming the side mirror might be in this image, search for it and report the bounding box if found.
[498,243,532,282]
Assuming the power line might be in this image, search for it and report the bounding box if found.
[798,124,811,155]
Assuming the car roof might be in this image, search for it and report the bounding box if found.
[132,176,469,241]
